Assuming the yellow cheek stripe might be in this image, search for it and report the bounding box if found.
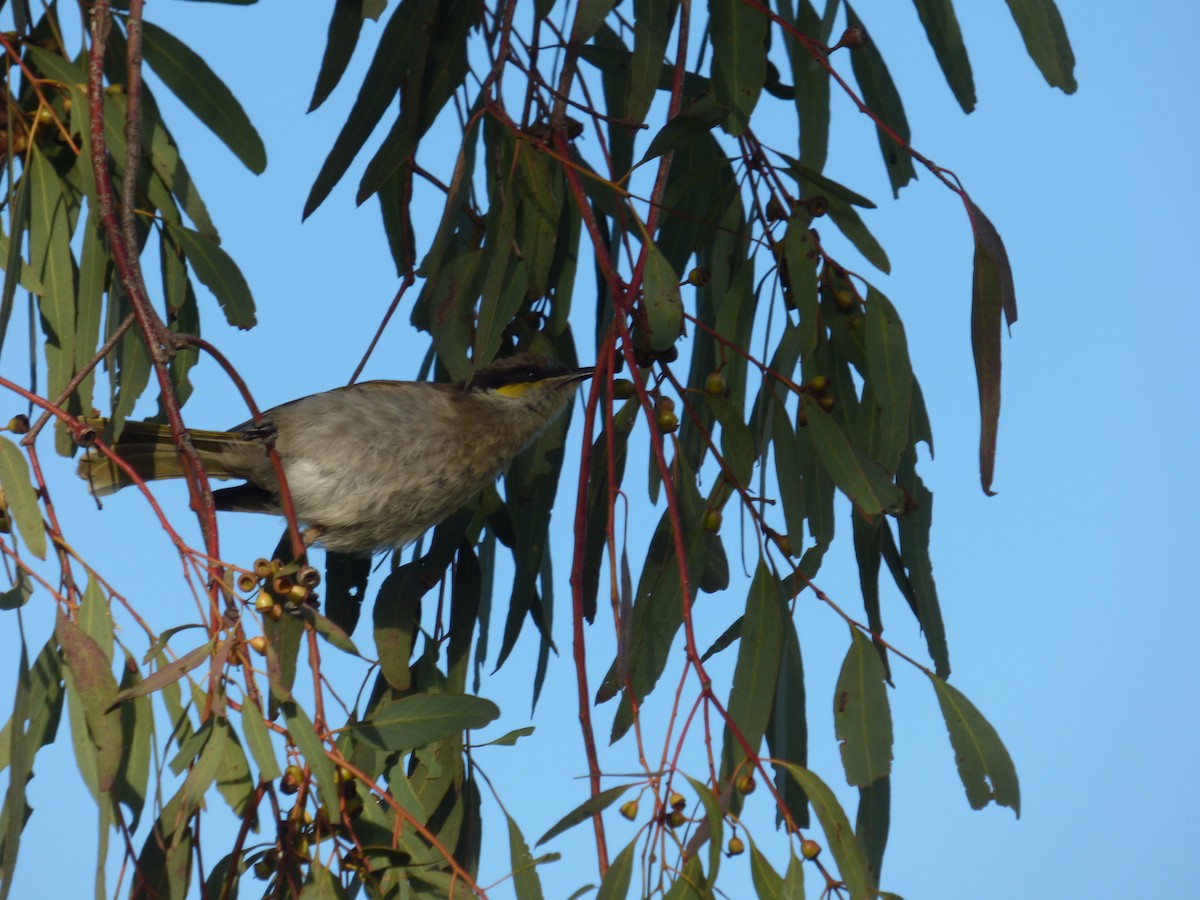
[495,382,533,399]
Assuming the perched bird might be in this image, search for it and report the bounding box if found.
[78,353,593,553]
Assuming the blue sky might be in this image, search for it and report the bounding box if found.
[1,1,1196,897]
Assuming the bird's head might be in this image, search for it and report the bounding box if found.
[467,353,593,419]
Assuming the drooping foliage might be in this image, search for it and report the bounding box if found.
[0,0,1071,896]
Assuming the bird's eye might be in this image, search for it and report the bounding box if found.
[525,367,538,381]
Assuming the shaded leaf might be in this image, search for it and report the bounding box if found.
[536,783,632,846]
[627,0,675,123]
[353,693,499,751]
[803,398,883,517]
[639,93,729,165]
[778,763,874,897]
[596,838,636,900]
[309,0,367,112]
[141,21,266,173]
[929,675,1020,816]
[1004,0,1077,93]
[57,612,121,792]
[846,3,917,197]
[507,814,544,899]
[721,562,784,784]
[833,628,893,786]
[863,288,913,472]
[281,700,341,817]
[749,839,784,898]
[896,445,949,676]
[709,0,767,134]
[912,0,976,112]
[967,199,1016,495]
[112,641,213,707]
[239,699,281,782]
[856,776,890,887]
[765,619,809,830]
[164,223,256,329]
[642,242,683,352]
[0,439,45,560]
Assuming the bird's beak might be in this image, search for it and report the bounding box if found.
[569,366,594,383]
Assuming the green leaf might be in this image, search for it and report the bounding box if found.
[239,698,281,782]
[721,562,784,783]
[780,154,877,208]
[303,0,419,217]
[472,725,534,747]
[846,3,917,197]
[323,550,371,638]
[863,288,913,472]
[709,0,767,134]
[507,814,544,900]
[1,643,32,900]
[912,0,976,112]
[967,199,1016,495]
[164,223,256,329]
[779,0,832,171]
[297,605,361,656]
[896,446,949,676]
[683,774,725,884]
[856,776,890,887]
[281,700,341,816]
[536,783,632,846]
[749,839,784,898]
[778,763,874,897]
[113,641,213,706]
[626,0,675,123]
[596,838,636,900]
[824,193,890,273]
[929,675,1020,816]
[803,398,883,517]
[213,718,254,816]
[353,693,500,751]
[373,563,424,691]
[1004,0,1077,93]
[300,860,348,898]
[765,620,809,829]
[140,20,266,173]
[0,163,31,361]
[57,612,122,792]
[638,93,730,166]
[833,628,893,786]
[309,0,367,112]
[0,439,45,560]
[571,0,619,43]
[642,242,683,352]
[783,215,819,357]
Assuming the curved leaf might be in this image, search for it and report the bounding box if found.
[833,628,893,787]
[1004,0,1076,93]
[141,21,266,173]
[536,783,633,846]
[164,222,257,329]
[778,763,874,897]
[929,675,1020,816]
[912,0,976,112]
[353,693,499,751]
[0,438,45,560]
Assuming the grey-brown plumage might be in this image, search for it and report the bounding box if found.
[78,354,592,553]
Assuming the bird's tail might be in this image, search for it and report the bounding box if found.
[77,419,245,496]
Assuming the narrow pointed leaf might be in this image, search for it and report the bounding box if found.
[281,700,341,816]
[642,242,683,351]
[929,675,1020,816]
[722,562,784,781]
[239,699,281,782]
[912,0,976,112]
[1004,0,1076,93]
[863,289,913,472]
[833,629,893,786]
[56,612,121,792]
[112,641,213,707]
[536,783,632,846]
[596,838,636,900]
[309,0,367,112]
[141,21,266,173]
[846,3,917,197]
[803,398,883,517]
[967,199,1016,495]
[710,0,767,134]
[165,223,256,329]
[353,693,499,751]
[778,763,873,898]
[507,814,545,900]
[0,439,46,560]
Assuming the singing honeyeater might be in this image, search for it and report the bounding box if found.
[78,353,593,553]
